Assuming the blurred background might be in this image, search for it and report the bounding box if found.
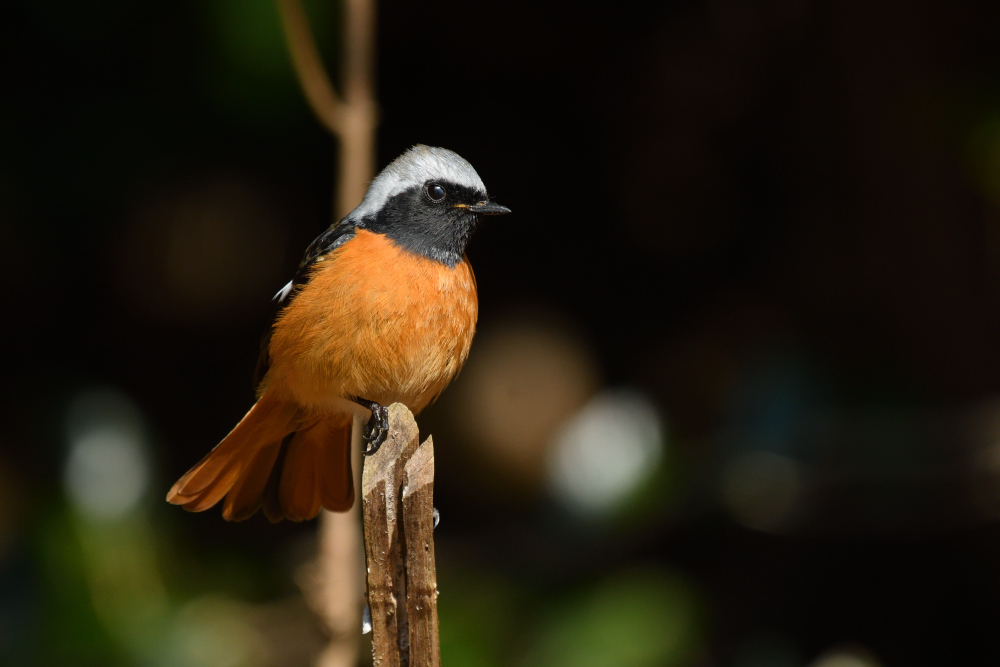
[4,0,1000,664]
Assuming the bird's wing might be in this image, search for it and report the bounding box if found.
[253,218,356,388]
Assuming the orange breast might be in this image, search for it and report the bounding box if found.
[267,229,478,414]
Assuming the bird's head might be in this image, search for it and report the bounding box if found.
[347,145,510,266]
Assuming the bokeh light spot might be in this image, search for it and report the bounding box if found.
[548,388,664,517]
[808,646,882,667]
[720,451,802,533]
[119,176,287,324]
[64,389,150,521]
[450,315,601,490]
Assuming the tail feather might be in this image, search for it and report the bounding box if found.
[319,422,354,512]
[279,426,323,521]
[167,393,355,522]
[221,439,284,521]
[167,395,297,502]
[262,437,290,523]
[175,466,241,512]
[277,418,354,521]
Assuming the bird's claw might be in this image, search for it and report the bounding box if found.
[362,402,389,455]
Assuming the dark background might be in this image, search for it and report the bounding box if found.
[4,0,1000,665]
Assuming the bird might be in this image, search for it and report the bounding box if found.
[166,145,509,522]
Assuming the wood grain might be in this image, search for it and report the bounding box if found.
[362,403,419,666]
[402,437,440,667]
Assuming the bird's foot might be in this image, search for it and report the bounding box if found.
[354,398,389,455]
[363,405,389,455]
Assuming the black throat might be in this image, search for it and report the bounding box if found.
[358,184,482,267]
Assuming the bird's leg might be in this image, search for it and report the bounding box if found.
[353,397,389,455]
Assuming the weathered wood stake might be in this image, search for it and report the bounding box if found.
[362,403,441,666]
[402,438,440,667]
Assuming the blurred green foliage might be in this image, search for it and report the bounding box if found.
[36,510,130,665]
[437,570,522,667]
[520,569,701,667]
[437,566,702,667]
[203,0,333,128]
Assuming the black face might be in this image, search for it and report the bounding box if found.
[359,180,489,267]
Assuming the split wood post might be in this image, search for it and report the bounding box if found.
[362,403,442,667]
[401,439,441,665]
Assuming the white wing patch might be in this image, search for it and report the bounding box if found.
[274,280,293,303]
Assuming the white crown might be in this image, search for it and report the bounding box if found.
[346,145,487,221]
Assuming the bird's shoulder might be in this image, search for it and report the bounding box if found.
[253,218,357,388]
[299,218,357,270]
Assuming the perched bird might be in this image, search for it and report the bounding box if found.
[167,145,509,522]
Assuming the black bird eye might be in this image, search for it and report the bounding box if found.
[426,183,446,202]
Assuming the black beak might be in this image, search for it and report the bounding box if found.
[467,200,511,216]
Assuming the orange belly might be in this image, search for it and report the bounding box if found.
[265,229,478,414]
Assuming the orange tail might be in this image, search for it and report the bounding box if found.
[167,393,355,522]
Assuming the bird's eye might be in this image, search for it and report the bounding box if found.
[426,183,446,202]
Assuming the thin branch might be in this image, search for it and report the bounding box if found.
[276,0,344,135]
[277,2,380,665]
[331,0,378,217]
[313,432,365,667]
[341,0,376,106]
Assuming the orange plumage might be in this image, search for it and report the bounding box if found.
[266,230,478,414]
[167,145,505,522]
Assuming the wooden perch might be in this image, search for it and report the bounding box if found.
[362,404,442,666]
[402,440,440,666]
